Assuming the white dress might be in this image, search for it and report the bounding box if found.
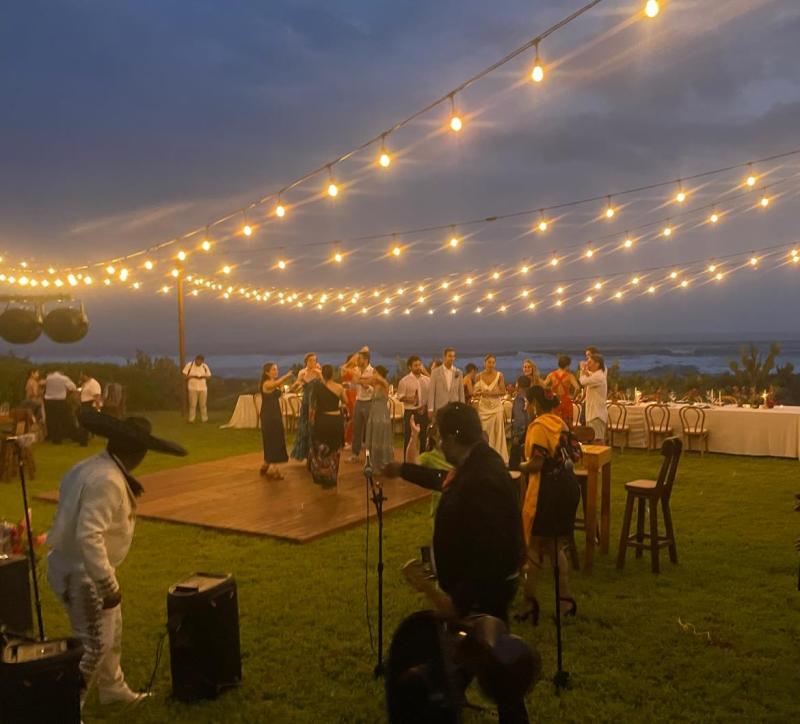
[474,373,509,463]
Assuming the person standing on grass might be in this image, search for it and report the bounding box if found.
[79,371,103,413]
[44,369,87,445]
[428,347,465,415]
[47,411,186,707]
[579,353,608,442]
[24,368,45,420]
[183,354,211,423]
[544,355,581,427]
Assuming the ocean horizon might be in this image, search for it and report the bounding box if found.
[20,335,800,381]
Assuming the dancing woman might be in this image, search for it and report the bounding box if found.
[309,365,348,488]
[473,354,509,463]
[260,363,294,479]
[364,365,395,472]
[544,355,580,426]
[340,349,363,446]
[291,352,322,462]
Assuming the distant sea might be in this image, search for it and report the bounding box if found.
[27,338,800,381]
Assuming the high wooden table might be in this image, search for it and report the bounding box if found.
[579,444,613,572]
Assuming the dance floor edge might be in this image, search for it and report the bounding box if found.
[36,451,430,543]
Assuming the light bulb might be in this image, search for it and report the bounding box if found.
[538,220,548,232]
[144,260,154,270]
[644,0,660,18]
[624,238,633,248]
[450,115,462,132]
[615,291,623,299]
[556,287,564,294]
[708,264,717,272]
[276,203,286,218]
[177,250,187,261]
[499,305,507,312]
[716,272,724,280]
[594,281,602,290]
[550,257,559,267]
[663,226,672,237]
[709,213,719,224]
[466,277,473,285]
[648,285,656,294]
[278,260,286,270]
[585,249,594,258]
[47,267,55,274]
[449,236,459,248]
[119,268,129,281]
[492,272,500,280]
[531,63,544,83]
[171,268,179,278]
[103,279,111,286]
[521,265,529,274]
[555,299,563,307]
[243,224,253,236]
[379,152,391,168]
[675,190,686,203]
[585,295,593,303]
[392,245,401,257]
[106,265,115,275]
[201,240,212,251]
[760,195,770,207]
[670,271,678,279]
[334,252,343,264]
[327,182,338,198]
[222,265,231,274]
[441,281,450,289]
[746,174,757,187]
[605,206,615,219]
[749,256,758,266]
[680,280,689,288]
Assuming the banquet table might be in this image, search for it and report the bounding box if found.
[615,403,800,459]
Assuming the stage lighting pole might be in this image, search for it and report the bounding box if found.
[176,265,187,416]
[12,435,46,641]
[365,451,386,678]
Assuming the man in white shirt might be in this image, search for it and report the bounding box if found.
[47,411,187,705]
[579,353,608,443]
[79,372,103,413]
[182,354,211,423]
[349,349,375,462]
[44,370,87,445]
[397,355,431,459]
[428,347,465,415]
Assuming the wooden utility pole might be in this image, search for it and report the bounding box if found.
[177,267,187,415]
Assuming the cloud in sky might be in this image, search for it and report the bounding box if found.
[1,0,799,355]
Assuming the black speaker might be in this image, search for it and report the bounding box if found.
[167,572,241,702]
[0,636,83,724]
[0,555,33,636]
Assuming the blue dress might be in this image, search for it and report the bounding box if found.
[291,379,318,462]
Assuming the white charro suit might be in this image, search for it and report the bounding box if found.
[428,364,465,414]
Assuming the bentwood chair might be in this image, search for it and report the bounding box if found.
[606,402,630,453]
[284,394,301,432]
[617,437,682,574]
[570,400,584,429]
[644,403,673,451]
[679,406,709,455]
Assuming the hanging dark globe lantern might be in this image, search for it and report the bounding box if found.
[43,302,89,343]
[0,304,44,344]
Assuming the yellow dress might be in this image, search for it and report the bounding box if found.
[521,412,565,544]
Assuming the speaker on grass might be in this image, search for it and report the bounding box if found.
[167,572,241,702]
[0,555,33,636]
[0,636,83,724]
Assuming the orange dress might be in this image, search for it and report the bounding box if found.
[549,369,574,426]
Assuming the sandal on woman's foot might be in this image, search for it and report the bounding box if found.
[514,596,540,626]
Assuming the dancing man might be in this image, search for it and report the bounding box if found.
[46,411,187,705]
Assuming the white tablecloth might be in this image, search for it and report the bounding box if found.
[614,404,800,459]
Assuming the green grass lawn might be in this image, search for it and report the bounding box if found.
[1,411,798,722]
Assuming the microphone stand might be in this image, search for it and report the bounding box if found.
[10,435,46,641]
[364,451,386,678]
[552,535,569,692]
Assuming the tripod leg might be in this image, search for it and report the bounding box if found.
[18,450,46,640]
[552,536,569,691]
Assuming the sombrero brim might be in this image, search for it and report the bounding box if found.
[78,411,188,457]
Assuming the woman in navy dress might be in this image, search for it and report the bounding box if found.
[260,362,294,479]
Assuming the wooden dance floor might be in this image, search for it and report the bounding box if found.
[37,452,430,543]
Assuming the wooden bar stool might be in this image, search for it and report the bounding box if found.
[567,425,597,570]
[644,403,673,451]
[616,437,682,574]
[679,405,709,455]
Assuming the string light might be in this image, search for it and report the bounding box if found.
[644,1,660,19]
[103,279,111,287]
[537,210,548,232]
[531,42,544,83]
[623,235,634,249]
[749,256,759,266]
[746,167,757,187]
[648,285,656,294]
[177,250,187,262]
[709,211,720,224]
[378,135,392,168]
[242,211,253,237]
[333,251,344,264]
[119,268,129,282]
[492,271,500,280]
[327,166,339,197]
[170,268,180,278]
[448,94,462,132]
[144,260,154,270]
[222,265,231,275]
[520,265,530,274]
[585,248,595,259]
[663,225,673,237]
[675,182,687,203]
[759,192,770,207]
[449,227,460,248]
[391,243,402,257]
[605,196,615,219]
[550,256,559,267]
[278,259,287,270]
[275,196,287,218]
[105,265,115,275]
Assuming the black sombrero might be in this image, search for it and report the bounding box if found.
[78,410,188,457]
